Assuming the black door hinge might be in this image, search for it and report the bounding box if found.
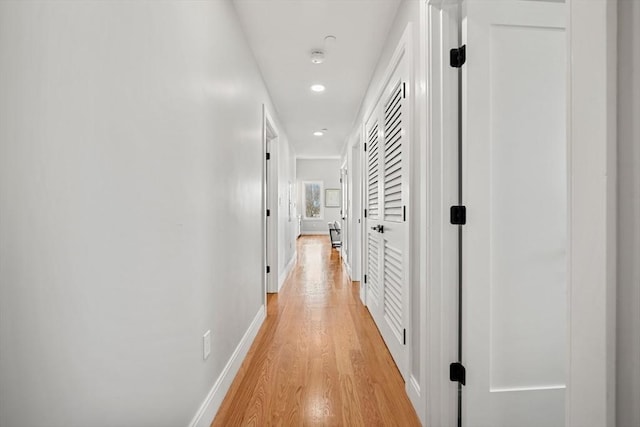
[266,152,271,160]
[266,209,271,217]
[364,274,367,284]
[450,362,466,385]
[402,82,406,99]
[403,329,406,345]
[450,45,466,68]
[450,205,466,225]
[364,209,368,218]
[266,265,271,274]
[403,205,406,222]
[364,143,367,152]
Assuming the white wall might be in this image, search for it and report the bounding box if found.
[0,2,290,426]
[342,0,426,420]
[296,158,341,235]
[617,2,640,426]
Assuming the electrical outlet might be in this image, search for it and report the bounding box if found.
[203,330,211,360]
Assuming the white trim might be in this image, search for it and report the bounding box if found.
[407,374,422,415]
[358,126,367,305]
[423,2,466,426]
[566,1,617,426]
[342,258,352,279]
[278,251,296,291]
[491,385,566,394]
[300,231,329,236]
[188,305,266,427]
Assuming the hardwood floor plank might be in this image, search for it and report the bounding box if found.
[212,236,420,427]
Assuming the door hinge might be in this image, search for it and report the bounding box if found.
[364,274,367,284]
[450,362,466,385]
[403,205,406,222]
[364,209,368,218]
[266,265,271,274]
[266,209,271,217]
[403,329,406,345]
[364,143,367,152]
[402,82,406,99]
[450,205,466,225]
[266,152,271,160]
[450,45,466,68]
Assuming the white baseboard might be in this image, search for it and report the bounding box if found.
[188,305,266,427]
[407,374,425,426]
[343,258,352,279]
[278,251,296,291]
[301,231,329,236]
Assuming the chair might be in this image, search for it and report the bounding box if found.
[328,221,341,248]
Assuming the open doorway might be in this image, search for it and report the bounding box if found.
[263,107,279,303]
[350,139,362,298]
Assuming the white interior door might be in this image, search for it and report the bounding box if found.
[364,56,410,379]
[461,1,567,426]
[341,167,349,266]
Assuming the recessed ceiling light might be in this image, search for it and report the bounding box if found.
[310,84,326,93]
[313,131,324,136]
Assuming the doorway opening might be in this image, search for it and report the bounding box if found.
[263,107,279,306]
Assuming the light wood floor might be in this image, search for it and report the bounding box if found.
[212,235,420,426]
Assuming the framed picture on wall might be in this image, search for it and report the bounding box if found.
[325,188,340,207]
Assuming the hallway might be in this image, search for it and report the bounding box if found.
[212,236,420,426]
[0,2,632,426]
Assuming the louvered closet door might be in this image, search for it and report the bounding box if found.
[364,57,409,380]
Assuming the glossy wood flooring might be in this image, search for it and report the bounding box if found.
[212,236,420,427]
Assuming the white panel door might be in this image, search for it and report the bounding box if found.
[462,1,567,426]
[364,56,410,379]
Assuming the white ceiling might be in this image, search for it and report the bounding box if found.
[233,0,401,158]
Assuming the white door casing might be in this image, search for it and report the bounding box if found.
[364,50,411,380]
[461,1,567,426]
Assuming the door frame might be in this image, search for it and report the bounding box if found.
[263,105,279,299]
[423,1,617,426]
[350,136,363,286]
[423,2,460,426]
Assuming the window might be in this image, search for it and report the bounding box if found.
[302,181,323,219]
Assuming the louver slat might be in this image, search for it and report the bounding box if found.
[367,121,380,219]
[383,242,403,338]
[383,82,404,222]
[367,234,380,303]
